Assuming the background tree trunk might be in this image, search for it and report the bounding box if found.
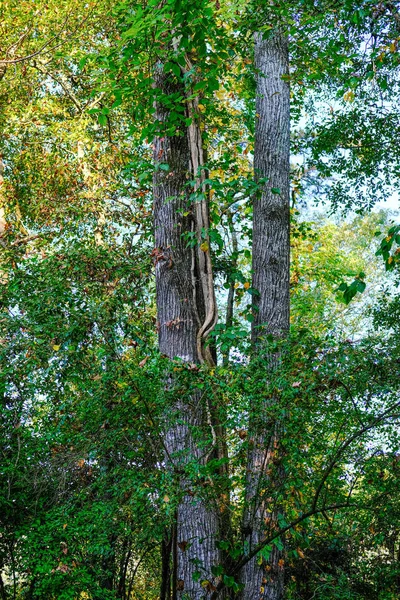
[240,32,290,600]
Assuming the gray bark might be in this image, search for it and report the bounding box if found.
[240,32,290,600]
[251,32,290,343]
[153,73,220,599]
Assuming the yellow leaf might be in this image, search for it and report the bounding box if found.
[244,282,250,290]
[200,241,209,252]
[163,495,170,503]
[53,345,60,351]
[343,90,355,102]
[63,523,67,529]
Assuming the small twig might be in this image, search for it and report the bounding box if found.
[32,61,82,111]
[312,400,400,513]
[0,14,71,66]
[6,234,41,247]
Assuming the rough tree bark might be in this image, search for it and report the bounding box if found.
[240,32,290,600]
[153,70,221,598]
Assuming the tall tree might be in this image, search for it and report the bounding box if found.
[152,53,221,600]
[241,30,290,600]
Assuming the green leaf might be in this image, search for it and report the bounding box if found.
[223,575,236,588]
[78,57,88,70]
[211,564,224,577]
[193,81,206,92]
[257,544,272,561]
[207,77,219,92]
[343,284,358,305]
[246,287,260,296]
[273,537,284,551]
[98,114,107,126]
[355,280,366,293]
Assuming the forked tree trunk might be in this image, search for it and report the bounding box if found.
[153,72,220,599]
[240,32,290,600]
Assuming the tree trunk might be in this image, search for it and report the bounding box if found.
[160,527,172,600]
[240,32,290,600]
[153,71,220,599]
[0,571,6,600]
[223,211,238,368]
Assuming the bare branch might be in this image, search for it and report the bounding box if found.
[210,501,355,599]
[32,62,82,111]
[10,234,41,247]
[0,14,71,67]
[311,399,400,513]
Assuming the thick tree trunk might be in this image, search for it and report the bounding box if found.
[240,32,290,600]
[153,73,220,599]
